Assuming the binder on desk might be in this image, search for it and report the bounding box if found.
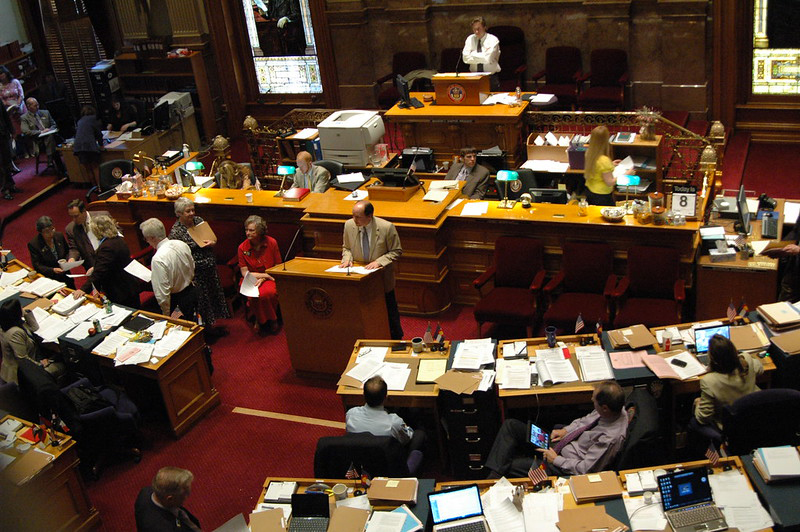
[569,471,623,503]
[367,477,419,504]
[758,301,800,329]
[752,446,800,483]
[607,325,657,350]
[730,322,769,351]
[770,328,800,355]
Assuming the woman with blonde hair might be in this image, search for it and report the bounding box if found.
[582,125,619,206]
[73,214,139,308]
[218,160,259,190]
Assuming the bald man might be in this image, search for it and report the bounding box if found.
[21,97,65,174]
[291,150,330,192]
[341,200,404,339]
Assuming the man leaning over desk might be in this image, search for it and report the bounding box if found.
[485,381,627,477]
[445,146,490,200]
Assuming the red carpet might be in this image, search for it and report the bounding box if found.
[0,156,66,228]
[741,142,800,199]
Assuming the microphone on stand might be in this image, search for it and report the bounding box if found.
[282,225,303,271]
[455,51,463,77]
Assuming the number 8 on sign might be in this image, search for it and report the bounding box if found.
[672,191,696,217]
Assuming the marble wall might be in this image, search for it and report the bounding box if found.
[325,0,712,115]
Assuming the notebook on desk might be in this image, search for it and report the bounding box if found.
[428,484,489,532]
[657,468,727,532]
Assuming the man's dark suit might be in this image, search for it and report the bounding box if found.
[27,232,72,286]
[445,162,491,199]
[80,236,139,309]
[65,211,108,270]
[268,0,306,55]
[134,486,200,532]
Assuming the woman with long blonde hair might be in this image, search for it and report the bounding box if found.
[583,126,618,206]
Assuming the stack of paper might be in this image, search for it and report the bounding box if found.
[532,347,578,386]
[263,481,297,503]
[758,301,800,331]
[0,268,29,286]
[752,446,800,482]
[34,313,76,343]
[642,351,706,380]
[52,295,85,316]
[708,470,774,532]
[607,324,658,349]
[452,339,495,370]
[574,345,614,381]
[496,358,533,389]
[24,277,65,297]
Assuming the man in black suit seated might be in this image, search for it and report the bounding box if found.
[445,146,490,200]
[135,467,201,532]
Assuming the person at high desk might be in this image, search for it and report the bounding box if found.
[485,380,627,477]
[73,105,104,190]
[445,146,490,200]
[583,125,621,206]
[291,151,330,192]
[27,215,73,288]
[21,97,66,175]
[140,218,197,319]
[462,16,501,92]
[106,95,137,133]
[341,200,404,340]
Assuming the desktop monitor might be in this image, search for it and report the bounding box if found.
[529,188,569,204]
[370,167,419,188]
[736,185,751,235]
[395,75,412,108]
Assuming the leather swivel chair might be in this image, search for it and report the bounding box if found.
[613,246,685,328]
[439,47,468,74]
[87,158,134,201]
[314,432,415,478]
[473,236,545,337]
[313,159,344,179]
[374,52,428,109]
[721,388,800,455]
[542,241,616,334]
[488,26,527,92]
[614,386,662,470]
[531,46,582,109]
[577,49,629,110]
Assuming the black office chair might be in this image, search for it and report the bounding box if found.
[313,159,344,178]
[86,159,134,200]
[614,386,662,470]
[314,433,415,478]
[721,388,800,455]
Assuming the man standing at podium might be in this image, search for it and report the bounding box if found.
[462,16,501,91]
[341,200,404,339]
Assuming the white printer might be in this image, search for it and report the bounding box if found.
[317,110,385,166]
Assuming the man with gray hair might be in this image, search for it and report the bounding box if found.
[134,466,201,531]
[139,218,196,318]
[20,96,65,175]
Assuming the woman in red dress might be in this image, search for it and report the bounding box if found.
[238,215,282,333]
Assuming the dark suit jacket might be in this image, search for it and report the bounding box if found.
[65,211,108,270]
[27,232,71,285]
[80,236,139,308]
[445,162,491,199]
[134,487,201,532]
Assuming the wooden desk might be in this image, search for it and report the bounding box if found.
[740,449,800,530]
[385,92,529,169]
[0,415,100,531]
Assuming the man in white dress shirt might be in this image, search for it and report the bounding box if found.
[462,16,501,91]
[140,218,196,318]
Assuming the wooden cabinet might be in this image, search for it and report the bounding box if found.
[114,50,220,140]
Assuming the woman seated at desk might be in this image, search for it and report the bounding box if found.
[694,334,764,431]
[238,215,281,333]
[27,215,73,288]
[0,299,65,385]
[218,160,259,190]
[583,125,620,206]
[106,95,137,133]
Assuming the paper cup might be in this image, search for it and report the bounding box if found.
[245,192,253,203]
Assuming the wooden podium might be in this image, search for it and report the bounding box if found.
[268,257,391,377]
[432,73,491,105]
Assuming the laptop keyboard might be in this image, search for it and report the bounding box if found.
[289,517,329,532]
[670,503,722,528]
[441,521,488,532]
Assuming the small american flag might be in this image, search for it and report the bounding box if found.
[528,464,548,485]
[705,443,720,466]
[345,462,359,480]
[575,313,585,334]
[726,300,737,322]
[595,319,603,335]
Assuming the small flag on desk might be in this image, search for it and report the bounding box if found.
[360,467,372,488]
[575,313,585,334]
[423,321,434,344]
[434,322,442,340]
[528,463,548,486]
[345,462,359,480]
[595,319,603,335]
[737,299,749,319]
[727,300,737,322]
[705,443,721,466]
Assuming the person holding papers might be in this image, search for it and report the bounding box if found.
[346,375,425,469]
[693,335,763,431]
[134,466,201,532]
[169,198,231,329]
[291,151,330,193]
[140,218,196,318]
[73,214,139,309]
[238,215,282,333]
[341,200,404,340]
[21,97,65,175]
[65,199,106,271]
[582,126,620,206]
[485,381,627,477]
[461,17,501,91]
[0,299,64,385]
[445,146,490,200]
[27,215,73,288]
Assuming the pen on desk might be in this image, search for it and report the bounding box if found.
[516,343,527,357]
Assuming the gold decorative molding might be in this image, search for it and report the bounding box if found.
[115,0,148,41]
[164,0,209,45]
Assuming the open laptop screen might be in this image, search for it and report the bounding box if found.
[694,324,730,354]
[429,485,484,525]
[657,468,714,511]
[290,493,329,518]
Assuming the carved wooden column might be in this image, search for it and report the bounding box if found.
[114,0,149,42]
[164,0,209,46]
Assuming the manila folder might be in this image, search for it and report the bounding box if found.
[569,471,623,503]
[367,477,419,504]
[187,221,217,247]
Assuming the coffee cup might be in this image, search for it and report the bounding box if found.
[245,192,253,203]
[411,337,425,353]
[332,483,348,501]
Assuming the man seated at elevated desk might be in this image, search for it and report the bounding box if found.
[486,380,627,477]
[292,150,330,192]
[445,146,490,200]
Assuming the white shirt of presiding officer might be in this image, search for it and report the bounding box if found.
[461,19,501,75]
[150,239,195,315]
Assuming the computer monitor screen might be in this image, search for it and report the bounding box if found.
[395,75,412,107]
[370,167,418,188]
[736,185,751,235]
[530,188,569,204]
[693,324,730,354]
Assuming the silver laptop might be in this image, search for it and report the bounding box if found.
[657,468,728,532]
[428,484,489,532]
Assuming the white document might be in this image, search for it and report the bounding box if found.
[534,348,565,361]
[623,495,667,531]
[522,491,561,532]
[719,495,774,532]
[460,202,489,216]
[575,346,614,381]
[264,481,297,502]
[429,180,459,190]
[452,338,495,369]
[157,329,192,352]
[99,305,133,328]
[502,361,532,389]
[478,369,496,392]
[293,128,318,139]
[665,351,707,379]
[58,259,84,272]
[69,304,101,325]
[535,358,578,386]
[374,362,411,391]
[51,295,85,316]
[625,474,644,495]
[124,260,151,283]
[0,285,20,303]
[256,503,292,520]
[483,495,526,532]
[637,469,658,491]
[346,359,383,383]
[365,511,406,532]
[422,189,449,202]
[784,201,800,226]
[337,172,365,184]
[446,198,464,211]
[336,494,371,510]
[65,321,95,340]
[482,93,518,105]
[239,272,260,297]
[356,346,388,363]
[115,344,154,366]
[26,277,65,297]
[325,265,372,275]
[343,189,369,201]
[35,313,76,343]
[531,93,557,104]
[502,341,528,359]
[145,320,168,341]
[94,331,129,356]
[544,131,559,146]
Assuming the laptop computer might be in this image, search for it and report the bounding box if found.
[288,493,329,532]
[657,468,728,532]
[428,484,490,532]
[693,324,730,354]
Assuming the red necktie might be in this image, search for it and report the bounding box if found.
[552,418,599,454]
